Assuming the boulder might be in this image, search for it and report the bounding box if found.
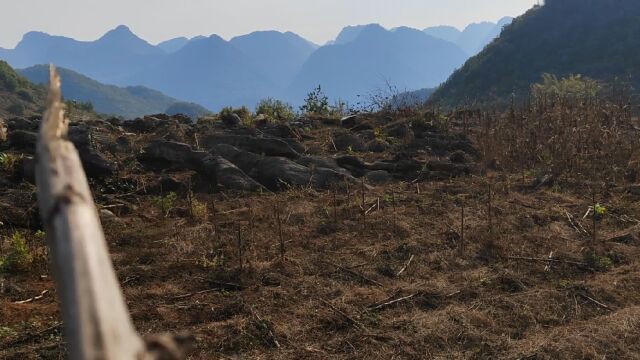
[221,113,242,128]
[201,155,264,192]
[80,150,117,178]
[340,115,358,128]
[449,150,471,164]
[139,140,206,170]
[426,160,472,177]
[253,157,313,190]
[366,170,393,185]
[296,156,351,176]
[386,122,414,140]
[336,155,368,176]
[7,130,37,153]
[6,117,38,131]
[357,130,376,142]
[332,133,365,152]
[253,156,358,190]
[366,139,390,153]
[312,167,359,189]
[209,144,262,174]
[201,134,301,159]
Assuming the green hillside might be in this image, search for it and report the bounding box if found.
[431,0,640,106]
[0,61,44,118]
[20,65,211,119]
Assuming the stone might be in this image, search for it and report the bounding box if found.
[332,133,365,152]
[200,155,264,192]
[221,113,242,128]
[366,170,393,185]
[139,140,206,170]
[340,115,358,128]
[366,139,390,153]
[7,130,37,153]
[201,134,301,159]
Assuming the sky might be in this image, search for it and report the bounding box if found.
[0,0,539,48]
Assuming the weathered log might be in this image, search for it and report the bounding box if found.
[35,65,145,360]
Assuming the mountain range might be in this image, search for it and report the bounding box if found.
[0,18,511,111]
[424,17,513,56]
[431,0,640,107]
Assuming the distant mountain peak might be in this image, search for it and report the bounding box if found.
[99,25,137,41]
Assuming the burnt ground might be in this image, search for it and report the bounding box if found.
[1,113,640,359]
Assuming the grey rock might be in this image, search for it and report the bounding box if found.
[333,133,365,152]
[366,139,390,153]
[201,155,264,192]
[201,134,301,159]
[7,130,37,153]
[209,144,262,174]
[221,113,242,128]
[340,115,358,128]
[139,140,206,170]
[366,170,393,185]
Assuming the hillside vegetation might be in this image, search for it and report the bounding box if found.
[0,61,44,118]
[19,65,210,119]
[431,0,640,107]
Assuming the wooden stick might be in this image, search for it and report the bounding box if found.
[324,261,384,287]
[396,255,414,277]
[13,289,49,304]
[367,293,419,311]
[36,65,145,359]
[248,305,281,348]
[578,293,612,311]
[319,299,364,330]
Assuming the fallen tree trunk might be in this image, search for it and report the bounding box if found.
[35,65,145,360]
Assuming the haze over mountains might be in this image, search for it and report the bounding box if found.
[0,18,511,113]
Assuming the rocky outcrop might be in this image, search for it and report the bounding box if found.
[200,155,264,192]
[139,140,206,170]
[201,134,301,159]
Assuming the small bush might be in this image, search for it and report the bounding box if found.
[300,85,330,116]
[255,98,296,122]
[219,106,252,126]
[0,232,33,273]
[0,152,19,171]
[154,192,178,217]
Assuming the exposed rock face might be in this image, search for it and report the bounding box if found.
[332,133,365,152]
[7,130,37,152]
[366,139,390,153]
[139,141,206,170]
[201,134,301,159]
[200,155,264,191]
[366,170,393,185]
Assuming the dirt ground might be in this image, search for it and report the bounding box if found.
[1,113,640,359]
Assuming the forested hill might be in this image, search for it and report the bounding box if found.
[430,0,640,107]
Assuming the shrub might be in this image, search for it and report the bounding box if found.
[154,192,178,217]
[219,106,252,125]
[7,102,25,116]
[300,85,330,116]
[0,232,33,273]
[0,152,19,171]
[255,98,296,122]
[16,89,34,102]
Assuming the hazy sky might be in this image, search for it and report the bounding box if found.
[0,0,538,48]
